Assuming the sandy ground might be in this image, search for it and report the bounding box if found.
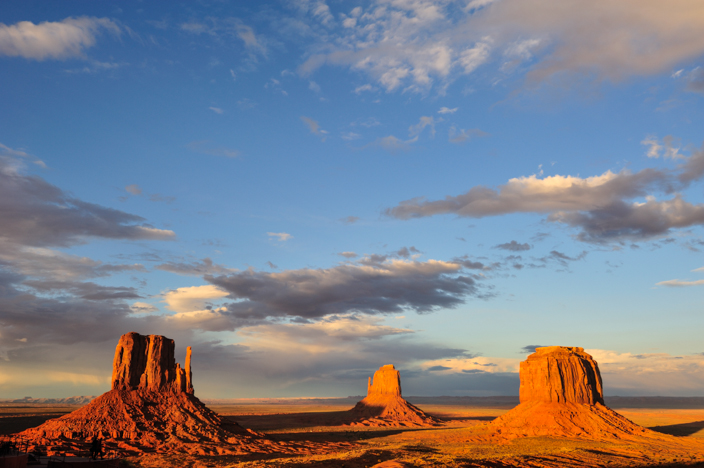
[3,402,704,467]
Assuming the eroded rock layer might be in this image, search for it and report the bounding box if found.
[349,364,440,427]
[18,332,286,455]
[489,346,654,441]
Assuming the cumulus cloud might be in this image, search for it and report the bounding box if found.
[130,302,159,314]
[0,17,119,60]
[163,285,229,314]
[386,140,704,243]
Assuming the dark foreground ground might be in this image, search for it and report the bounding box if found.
[3,397,704,467]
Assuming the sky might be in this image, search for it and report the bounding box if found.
[1,0,704,400]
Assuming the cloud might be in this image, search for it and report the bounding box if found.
[125,184,142,195]
[180,18,266,58]
[209,106,224,114]
[156,257,236,276]
[0,155,175,248]
[656,279,704,287]
[267,232,292,242]
[300,116,328,136]
[642,135,683,160]
[438,107,458,114]
[338,252,358,259]
[588,349,704,396]
[199,258,482,330]
[494,241,530,251]
[186,140,240,158]
[308,80,321,93]
[386,140,704,243]
[370,135,418,153]
[448,126,488,143]
[0,17,120,60]
[521,345,549,353]
[686,67,704,94]
[163,285,230,314]
[23,280,141,301]
[409,116,437,138]
[130,302,159,314]
[340,216,359,224]
[299,1,704,93]
[354,84,374,94]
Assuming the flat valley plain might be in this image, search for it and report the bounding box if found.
[3,397,704,467]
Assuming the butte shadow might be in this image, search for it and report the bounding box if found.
[17,332,286,456]
[348,364,441,427]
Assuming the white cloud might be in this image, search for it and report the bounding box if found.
[449,126,488,143]
[693,267,704,272]
[230,69,237,81]
[438,106,458,114]
[0,17,119,60]
[422,356,519,374]
[459,39,492,74]
[267,232,292,242]
[308,80,321,93]
[209,106,224,114]
[162,285,229,314]
[642,135,683,160]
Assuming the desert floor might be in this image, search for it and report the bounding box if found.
[3,399,704,467]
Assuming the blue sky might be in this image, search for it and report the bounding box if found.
[1,0,704,399]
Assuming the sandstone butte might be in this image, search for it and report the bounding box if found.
[487,346,668,441]
[18,332,286,456]
[349,364,440,427]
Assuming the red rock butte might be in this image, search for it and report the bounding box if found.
[488,346,660,440]
[18,332,284,456]
[349,364,440,427]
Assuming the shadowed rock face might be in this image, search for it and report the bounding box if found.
[112,332,193,394]
[519,346,603,405]
[367,364,402,397]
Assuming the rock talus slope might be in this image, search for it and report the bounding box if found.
[19,332,282,455]
[488,346,657,440]
[349,364,440,427]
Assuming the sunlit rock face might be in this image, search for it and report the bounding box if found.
[19,332,281,456]
[519,346,603,405]
[367,364,402,397]
[112,332,193,394]
[488,346,654,441]
[350,364,440,427]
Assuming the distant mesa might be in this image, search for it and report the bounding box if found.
[488,346,657,440]
[349,364,440,427]
[19,332,284,456]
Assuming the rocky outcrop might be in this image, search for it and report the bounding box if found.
[519,346,603,405]
[111,332,193,393]
[19,332,284,456]
[488,346,651,440]
[349,364,440,427]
